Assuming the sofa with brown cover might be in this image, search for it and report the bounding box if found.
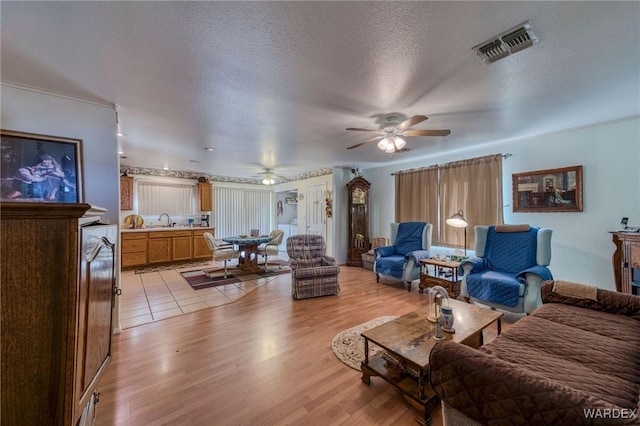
[429,281,640,425]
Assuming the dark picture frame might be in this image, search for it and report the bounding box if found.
[512,165,583,213]
[1,129,84,203]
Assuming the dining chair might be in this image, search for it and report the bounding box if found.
[258,229,285,269]
[203,232,239,278]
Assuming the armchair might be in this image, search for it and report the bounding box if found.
[374,222,432,291]
[460,224,553,314]
[286,234,340,300]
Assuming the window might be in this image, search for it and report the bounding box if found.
[214,186,272,238]
[137,181,196,216]
[395,154,503,250]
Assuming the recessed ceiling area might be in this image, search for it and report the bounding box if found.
[1,2,638,179]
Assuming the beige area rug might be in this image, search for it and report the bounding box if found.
[331,316,399,371]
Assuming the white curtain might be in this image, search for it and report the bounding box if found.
[214,187,272,238]
[137,182,196,216]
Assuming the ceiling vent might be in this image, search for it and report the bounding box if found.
[472,21,539,64]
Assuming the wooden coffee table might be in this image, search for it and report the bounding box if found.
[360,299,503,425]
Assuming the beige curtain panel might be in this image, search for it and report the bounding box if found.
[394,154,504,251]
[395,165,440,241]
[440,154,503,249]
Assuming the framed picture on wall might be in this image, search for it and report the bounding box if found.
[0,129,84,203]
[512,165,583,213]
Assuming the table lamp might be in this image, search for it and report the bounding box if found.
[446,209,468,255]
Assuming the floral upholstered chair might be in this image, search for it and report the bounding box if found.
[374,222,432,291]
[460,224,553,314]
[286,234,340,300]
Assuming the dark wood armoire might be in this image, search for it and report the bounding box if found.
[1,202,117,425]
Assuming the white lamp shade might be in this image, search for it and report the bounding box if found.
[377,137,390,150]
[393,136,406,150]
[446,209,467,228]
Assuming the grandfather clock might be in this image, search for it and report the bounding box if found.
[347,176,370,266]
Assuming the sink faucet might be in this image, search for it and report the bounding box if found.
[159,213,171,227]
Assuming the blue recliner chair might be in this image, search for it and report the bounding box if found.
[374,222,432,291]
[460,224,553,315]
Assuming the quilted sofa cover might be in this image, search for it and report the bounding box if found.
[287,234,340,300]
[429,281,640,425]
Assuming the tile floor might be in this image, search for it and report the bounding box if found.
[119,254,289,329]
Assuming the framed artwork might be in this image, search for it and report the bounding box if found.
[1,129,83,203]
[512,165,583,212]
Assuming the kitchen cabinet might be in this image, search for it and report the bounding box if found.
[1,202,116,426]
[193,229,213,259]
[121,232,148,267]
[120,176,134,210]
[121,228,215,268]
[171,231,193,261]
[148,232,172,264]
[198,182,212,211]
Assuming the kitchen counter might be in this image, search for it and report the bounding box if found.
[121,226,214,233]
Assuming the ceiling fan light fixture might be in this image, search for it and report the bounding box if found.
[377,137,390,151]
[262,177,275,185]
[385,143,396,154]
[393,136,406,150]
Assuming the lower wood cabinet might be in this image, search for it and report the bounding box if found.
[193,229,213,259]
[148,233,172,264]
[172,232,193,261]
[121,232,148,267]
[121,228,214,268]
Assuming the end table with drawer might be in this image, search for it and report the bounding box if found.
[419,258,461,298]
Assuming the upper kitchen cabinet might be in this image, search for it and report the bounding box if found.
[198,182,212,211]
[120,176,134,210]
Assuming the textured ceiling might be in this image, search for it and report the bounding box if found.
[2,2,639,179]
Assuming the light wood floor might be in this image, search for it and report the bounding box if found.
[97,265,520,426]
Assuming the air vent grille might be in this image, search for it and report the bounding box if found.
[473,21,539,64]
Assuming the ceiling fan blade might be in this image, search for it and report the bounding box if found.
[347,135,382,150]
[395,115,428,131]
[403,129,451,137]
[345,127,379,132]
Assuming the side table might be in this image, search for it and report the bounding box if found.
[419,258,461,298]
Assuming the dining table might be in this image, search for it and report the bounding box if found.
[222,235,272,274]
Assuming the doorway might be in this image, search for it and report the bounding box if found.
[306,184,325,237]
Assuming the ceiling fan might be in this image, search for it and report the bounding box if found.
[252,168,285,185]
[346,115,450,153]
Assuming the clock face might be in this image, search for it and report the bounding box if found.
[352,188,365,205]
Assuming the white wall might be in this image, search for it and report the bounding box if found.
[274,173,334,256]
[1,83,119,223]
[332,167,352,264]
[2,83,121,333]
[363,117,640,290]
